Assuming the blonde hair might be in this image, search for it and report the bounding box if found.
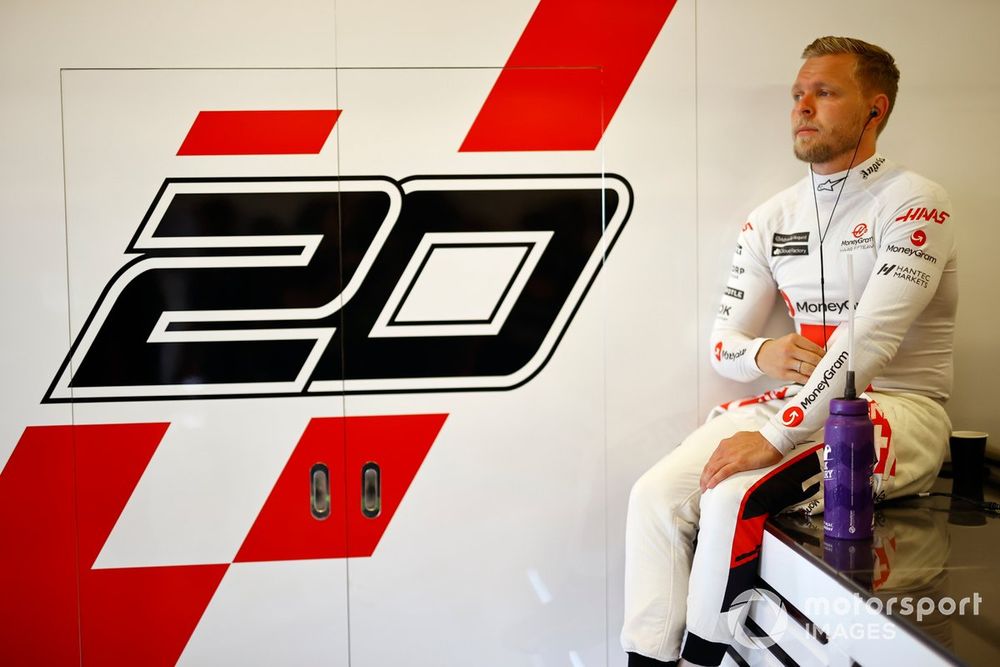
[802,36,900,134]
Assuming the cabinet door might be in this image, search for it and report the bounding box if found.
[336,66,617,667]
[58,69,350,666]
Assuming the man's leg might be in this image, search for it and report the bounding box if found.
[621,413,752,664]
[682,444,824,666]
[866,392,949,502]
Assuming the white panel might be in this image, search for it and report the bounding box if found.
[336,0,538,67]
[371,231,550,336]
[90,407,308,568]
[393,245,531,322]
[0,0,337,469]
[180,560,349,667]
[59,67,349,663]
[600,0,699,663]
[337,66,608,667]
[760,531,953,665]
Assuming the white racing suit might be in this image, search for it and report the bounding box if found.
[622,153,958,665]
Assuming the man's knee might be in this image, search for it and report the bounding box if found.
[627,464,697,526]
[698,474,753,520]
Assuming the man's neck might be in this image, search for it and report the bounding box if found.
[811,145,877,175]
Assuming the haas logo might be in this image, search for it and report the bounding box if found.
[782,406,805,427]
[45,175,632,402]
[852,223,868,239]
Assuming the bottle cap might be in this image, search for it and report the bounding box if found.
[829,398,868,416]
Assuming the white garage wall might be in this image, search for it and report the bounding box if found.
[1,2,998,666]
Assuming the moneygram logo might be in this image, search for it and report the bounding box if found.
[910,230,927,247]
[782,406,805,427]
[852,223,868,239]
[714,341,723,362]
[796,300,851,315]
[726,588,788,649]
[886,244,937,264]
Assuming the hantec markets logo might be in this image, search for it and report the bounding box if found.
[852,223,868,239]
[782,406,805,427]
[910,230,927,247]
[876,263,931,288]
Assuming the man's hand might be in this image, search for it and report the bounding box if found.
[755,333,825,383]
[700,431,783,491]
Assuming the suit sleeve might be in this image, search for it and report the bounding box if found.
[709,219,775,382]
[759,188,955,454]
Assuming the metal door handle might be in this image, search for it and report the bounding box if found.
[310,463,330,520]
[362,462,381,518]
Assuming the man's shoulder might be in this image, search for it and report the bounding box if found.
[747,176,810,223]
[867,160,951,208]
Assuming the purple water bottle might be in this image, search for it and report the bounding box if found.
[823,393,875,540]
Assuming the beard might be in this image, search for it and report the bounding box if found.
[793,114,867,165]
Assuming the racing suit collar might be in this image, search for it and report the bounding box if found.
[811,153,888,194]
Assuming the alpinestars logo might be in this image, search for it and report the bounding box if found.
[815,177,847,192]
[45,174,632,402]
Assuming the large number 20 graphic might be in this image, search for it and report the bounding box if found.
[45,174,632,402]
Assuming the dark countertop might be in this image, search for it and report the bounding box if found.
[767,475,1000,667]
